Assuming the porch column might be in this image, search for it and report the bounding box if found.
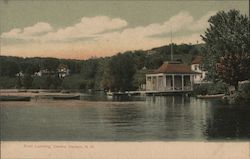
[172,74,175,91]
[181,75,184,91]
[190,75,193,91]
[156,76,159,91]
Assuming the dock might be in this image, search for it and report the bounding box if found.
[106,90,191,96]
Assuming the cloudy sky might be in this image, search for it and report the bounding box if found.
[0,0,248,59]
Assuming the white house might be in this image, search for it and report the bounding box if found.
[34,69,50,77]
[146,61,198,93]
[191,56,207,84]
[16,71,24,77]
[57,64,70,78]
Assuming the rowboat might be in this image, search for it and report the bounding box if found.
[52,95,80,100]
[0,96,31,101]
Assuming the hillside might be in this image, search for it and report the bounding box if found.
[0,43,204,90]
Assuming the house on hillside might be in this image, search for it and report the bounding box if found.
[191,56,207,83]
[146,61,198,93]
[34,69,52,77]
[16,71,24,77]
[57,64,70,78]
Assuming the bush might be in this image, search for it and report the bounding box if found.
[235,81,250,104]
[193,81,227,95]
[61,75,92,89]
[0,76,17,89]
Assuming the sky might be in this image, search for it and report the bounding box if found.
[0,0,249,59]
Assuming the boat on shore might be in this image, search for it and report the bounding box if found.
[61,90,71,94]
[0,96,31,101]
[52,95,80,100]
[106,91,129,97]
[17,89,27,93]
[196,94,224,99]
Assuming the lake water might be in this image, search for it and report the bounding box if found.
[1,92,250,141]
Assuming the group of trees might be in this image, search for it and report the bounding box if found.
[0,44,201,90]
[201,9,250,90]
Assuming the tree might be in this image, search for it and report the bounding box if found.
[201,9,250,89]
[15,77,22,88]
[216,54,250,90]
[103,53,136,91]
[22,75,33,89]
[133,68,147,90]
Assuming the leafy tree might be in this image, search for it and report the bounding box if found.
[216,54,250,89]
[22,75,33,89]
[201,9,250,89]
[133,68,147,90]
[103,53,136,91]
[15,77,22,88]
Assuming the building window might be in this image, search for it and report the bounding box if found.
[194,65,198,70]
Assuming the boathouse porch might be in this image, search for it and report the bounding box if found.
[145,61,198,93]
[146,73,194,92]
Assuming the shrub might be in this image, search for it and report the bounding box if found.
[193,81,227,95]
[0,76,17,89]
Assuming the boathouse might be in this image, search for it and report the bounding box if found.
[146,61,198,93]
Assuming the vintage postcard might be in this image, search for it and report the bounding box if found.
[0,0,249,158]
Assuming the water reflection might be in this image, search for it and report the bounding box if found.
[1,95,249,141]
[205,104,250,140]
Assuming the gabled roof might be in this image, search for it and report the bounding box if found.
[153,61,198,74]
[191,56,202,64]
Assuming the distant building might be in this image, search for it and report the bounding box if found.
[191,56,207,84]
[146,50,157,55]
[34,69,51,77]
[16,71,24,77]
[146,61,198,93]
[57,64,70,78]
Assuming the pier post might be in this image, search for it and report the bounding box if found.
[181,75,184,91]
[172,74,175,91]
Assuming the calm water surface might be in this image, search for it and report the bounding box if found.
[1,93,250,141]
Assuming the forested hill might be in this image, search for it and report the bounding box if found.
[0,43,204,90]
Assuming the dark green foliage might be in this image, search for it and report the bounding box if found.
[23,75,33,89]
[217,54,250,89]
[0,76,17,89]
[15,77,22,89]
[0,58,19,77]
[236,82,250,104]
[61,74,87,89]
[201,9,250,86]
[102,53,136,91]
[133,68,147,90]
[0,43,203,90]
[193,82,228,95]
[32,75,62,89]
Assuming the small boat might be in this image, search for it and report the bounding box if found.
[0,96,31,101]
[196,94,224,99]
[61,90,71,94]
[52,95,80,100]
[18,89,27,92]
[30,90,39,93]
[107,91,114,97]
[106,91,129,97]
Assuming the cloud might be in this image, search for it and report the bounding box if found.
[42,16,128,41]
[1,22,53,40]
[187,11,217,31]
[1,16,127,41]
[1,11,216,59]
